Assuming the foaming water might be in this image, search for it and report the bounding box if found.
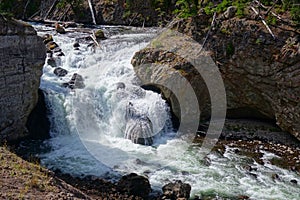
[34,24,300,199]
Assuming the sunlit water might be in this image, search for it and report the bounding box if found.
[33,24,300,199]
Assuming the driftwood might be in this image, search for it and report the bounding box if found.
[44,0,59,20]
[265,0,279,16]
[58,4,71,21]
[250,6,276,39]
[90,31,101,47]
[199,12,217,53]
[253,0,290,25]
[23,0,31,19]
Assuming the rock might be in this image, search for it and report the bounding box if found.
[73,42,80,48]
[46,41,59,50]
[56,52,65,57]
[116,82,125,89]
[117,173,151,199]
[290,179,298,185]
[62,73,85,89]
[162,180,191,200]
[55,22,66,34]
[0,15,46,141]
[271,173,280,181]
[94,29,106,40]
[224,6,237,19]
[47,58,57,68]
[63,22,77,28]
[54,67,68,77]
[132,16,300,142]
[42,34,53,44]
[26,89,50,139]
[124,102,154,145]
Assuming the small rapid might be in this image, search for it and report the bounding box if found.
[33,24,300,199]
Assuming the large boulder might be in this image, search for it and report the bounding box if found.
[124,102,154,145]
[117,173,151,199]
[0,15,46,141]
[131,15,300,141]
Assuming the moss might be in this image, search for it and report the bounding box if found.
[94,29,105,39]
[226,42,235,57]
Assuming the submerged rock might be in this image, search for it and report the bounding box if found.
[117,173,151,199]
[62,73,85,89]
[162,180,191,200]
[47,58,57,68]
[94,29,106,40]
[54,67,68,77]
[124,102,154,145]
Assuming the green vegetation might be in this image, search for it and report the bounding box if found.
[0,0,299,25]
[0,0,40,18]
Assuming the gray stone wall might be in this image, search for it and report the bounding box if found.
[0,15,46,141]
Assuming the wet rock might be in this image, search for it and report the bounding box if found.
[56,52,65,57]
[116,82,125,89]
[290,179,297,185]
[42,34,53,44]
[117,173,151,199]
[47,58,57,68]
[62,73,85,89]
[238,195,250,199]
[271,173,280,181]
[73,42,80,48]
[125,102,154,145]
[162,180,191,200]
[55,22,66,34]
[94,29,106,40]
[46,41,59,50]
[54,67,68,77]
[63,22,77,28]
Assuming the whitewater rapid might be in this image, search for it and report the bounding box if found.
[33,23,300,199]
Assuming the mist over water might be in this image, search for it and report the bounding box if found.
[34,24,300,199]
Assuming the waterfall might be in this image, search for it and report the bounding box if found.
[87,0,97,25]
[33,23,300,199]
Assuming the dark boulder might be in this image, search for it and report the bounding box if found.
[54,67,68,77]
[47,58,57,68]
[162,180,191,200]
[62,73,85,89]
[73,42,80,48]
[117,173,151,199]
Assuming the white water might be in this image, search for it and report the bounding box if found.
[34,24,300,199]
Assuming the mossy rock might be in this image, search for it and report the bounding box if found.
[94,29,106,39]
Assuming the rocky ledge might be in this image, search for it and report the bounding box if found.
[0,15,46,141]
[132,11,300,141]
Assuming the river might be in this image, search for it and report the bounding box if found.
[32,23,300,199]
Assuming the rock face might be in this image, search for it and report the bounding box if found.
[0,15,46,141]
[132,15,300,141]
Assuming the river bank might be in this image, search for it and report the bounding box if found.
[6,117,300,199]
